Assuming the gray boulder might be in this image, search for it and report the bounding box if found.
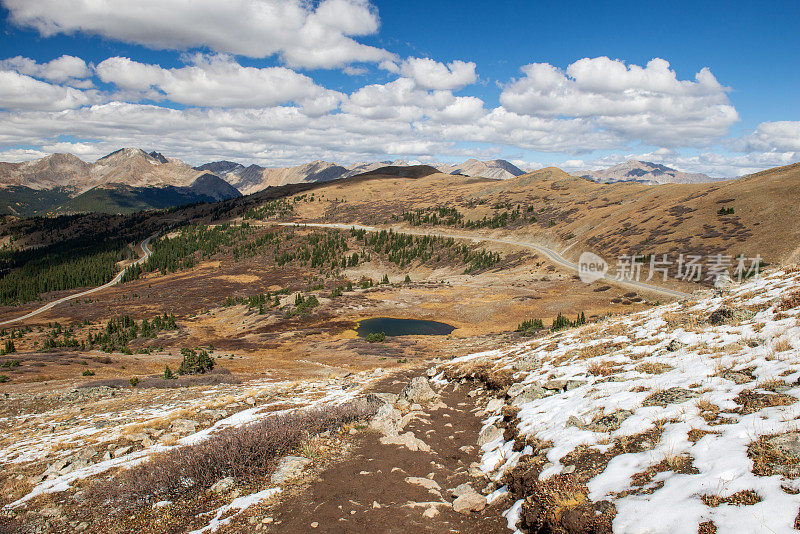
[170,419,198,435]
[369,404,402,436]
[510,383,548,405]
[209,477,235,494]
[477,424,503,446]
[453,492,487,514]
[643,387,698,407]
[270,456,311,484]
[401,377,437,404]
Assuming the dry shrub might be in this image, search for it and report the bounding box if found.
[661,452,695,473]
[484,368,516,390]
[587,360,614,376]
[778,291,800,312]
[734,389,796,415]
[700,489,761,507]
[635,362,674,375]
[580,342,617,360]
[663,311,703,330]
[687,428,720,443]
[89,399,378,508]
[576,323,602,340]
[445,359,514,390]
[122,409,198,435]
[601,322,630,337]
[774,337,792,353]
[442,358,491,382]
[698,520,718,534]
[694,398,719,413]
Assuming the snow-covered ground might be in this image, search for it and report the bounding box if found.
[2,370,379,510]
[449,268,800,533]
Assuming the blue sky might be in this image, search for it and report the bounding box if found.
[0,0,797,177]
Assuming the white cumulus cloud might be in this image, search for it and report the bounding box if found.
[0,55,92,87]
[500,57,738,147]
[4,0,394,69]
[0,70,99,111]
[96,55,344,111]
[397,57,477,90]
[732,121,800,153]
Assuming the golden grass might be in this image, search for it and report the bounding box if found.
[663,311,704,330]
[587,360,614,376]
[774,337,792,353]
[694,398,719,412]
[700,489,762,507]
[121,408,198,435]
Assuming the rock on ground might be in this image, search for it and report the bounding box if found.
[379,431,431,452]
[271,456,311,484]
[209,477,235,494]
[452,492,487,514]
[478,425,502,446]
[401,377,437,404]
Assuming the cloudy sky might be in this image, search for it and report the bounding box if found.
[0,0,797,177]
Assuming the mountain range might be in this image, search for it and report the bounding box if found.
[195,157,527,195]
[0,149,240,216]
[572,159,723,185]
[0,149,730,216]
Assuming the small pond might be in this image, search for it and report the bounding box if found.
[355,317,455,338]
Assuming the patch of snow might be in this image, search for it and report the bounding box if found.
[189,487,281,534]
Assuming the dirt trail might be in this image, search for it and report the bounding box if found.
[261,370,509,533]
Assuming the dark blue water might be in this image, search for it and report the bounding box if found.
[356,317,455,337]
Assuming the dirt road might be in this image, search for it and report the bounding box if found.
[275,221,692,300]
[0,232,158,326]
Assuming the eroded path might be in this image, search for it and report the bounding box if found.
[257,370,509,533]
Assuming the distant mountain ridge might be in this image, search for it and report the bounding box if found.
[349,164,441,180]
[195,157,525,194]
[0,150,734,217]
[439,159,525,180]
[0,148,240,215]
[573,160,723,184]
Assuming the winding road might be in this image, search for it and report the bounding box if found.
[0,233,158,326]
[0,220,690,328]
[276,221,693,300]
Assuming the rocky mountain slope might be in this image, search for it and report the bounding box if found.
[195,161,266,195]
[196,158,526,195]
[0,149,239,215]
[440,265,800,533]
[91,148,201,189]
[0,149,203,193]
[574,160,721,185]
[440,159,525,180]
[0,153,92,191]
[294,161,800,268]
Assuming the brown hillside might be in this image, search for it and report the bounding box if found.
[349,164,441,180]
[283,162,800,267]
